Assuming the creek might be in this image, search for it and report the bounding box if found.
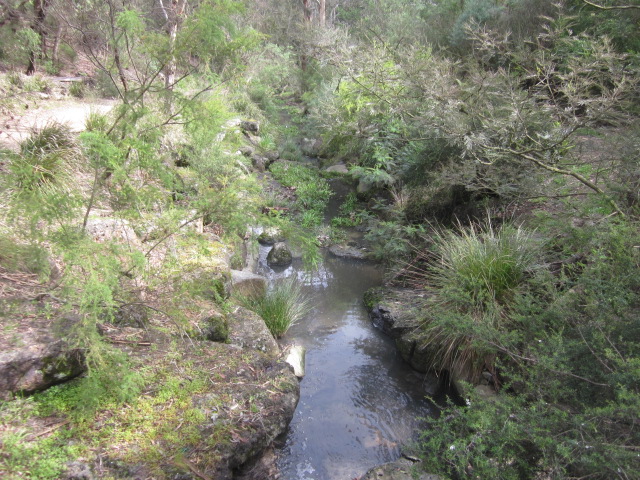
[255,181,438,480]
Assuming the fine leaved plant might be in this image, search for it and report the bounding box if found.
[235,278,310,338]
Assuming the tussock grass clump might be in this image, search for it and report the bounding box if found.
[431,221,539,305]
[416,221,541,381]
[236,278,310,338]
[11,122,78,190]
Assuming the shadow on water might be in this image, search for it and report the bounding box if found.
[257,246,438,480]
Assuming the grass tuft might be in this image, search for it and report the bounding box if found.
[11,122,78,190]
[236,278,310,338]
[413,220,541,381]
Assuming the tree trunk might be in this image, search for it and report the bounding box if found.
[26,0,49,75]
[51,24,62,65]
[319,0,326,27]
[302,0,311,23]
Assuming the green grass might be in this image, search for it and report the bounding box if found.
[430,221,539,305]
[11,122,78,190]
[269,162,332,228]
[412,220,541,381]
[236,278,310,338]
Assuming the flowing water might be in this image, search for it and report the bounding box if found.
[256,244,437,479]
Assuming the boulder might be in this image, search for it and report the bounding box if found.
[284,345,306,378]
[324,163,349,174]
[238,146,255,157]
[251,155,267,172]
[0,313,86,399]
[257,227,284,246]
[365,288,434,372]
[231,269,267,298]
[266,242,292,267]
[264,151,279,165]
[200,314,230,343]
[227,306,280,359]
[84,216,141,248]
[240,120,259,134]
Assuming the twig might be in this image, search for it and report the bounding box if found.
[29,420,70,440]
[581,0,640,10]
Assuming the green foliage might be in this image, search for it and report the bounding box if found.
[269,162,332,228]
[68,81,85,99]
[418,218,640,478]
[449,0,504,50]
[9,123,79,194]
[364,220,424,263]
[236,278,310,338]
[410,221,541,380]
[0,236,50,277]
[0,425,81,479]
[430,221,539,306]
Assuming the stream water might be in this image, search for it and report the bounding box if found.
[255,245,436,479]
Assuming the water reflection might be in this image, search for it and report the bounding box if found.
[265,249,435,480]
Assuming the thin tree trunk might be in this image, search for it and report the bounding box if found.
[26,0,49,75]
[319,0,326,27]
[51,24,62,65]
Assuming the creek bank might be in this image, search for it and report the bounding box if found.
[361,457,441,480]
[364,286,496,397]
[0,212,301,480]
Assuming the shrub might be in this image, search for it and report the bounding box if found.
[236,278,310,338]
[69,81,86,98]
[418,219,640,479]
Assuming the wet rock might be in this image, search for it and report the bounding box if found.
[266,242,292,267]
[329,243,368,260]
[227,306,280,359]
[361,457,441,480]
[284,345,306,378]
[365,288,435,373]
[257,227,284,246]
[231,269,267,298]
[0,313,86,399]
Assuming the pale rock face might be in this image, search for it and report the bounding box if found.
[284,345,306,378]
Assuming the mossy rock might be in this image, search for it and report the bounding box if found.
[201,314,230,343]
[266,242,292,267]
[363,287,383,310]
[257,228,284,246]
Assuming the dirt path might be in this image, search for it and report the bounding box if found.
[0,98,115,151]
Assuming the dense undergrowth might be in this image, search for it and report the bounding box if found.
[1,0,639,478]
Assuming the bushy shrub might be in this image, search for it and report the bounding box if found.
[418,219,640,479]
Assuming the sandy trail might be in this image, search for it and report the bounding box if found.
[0,98,115,151]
